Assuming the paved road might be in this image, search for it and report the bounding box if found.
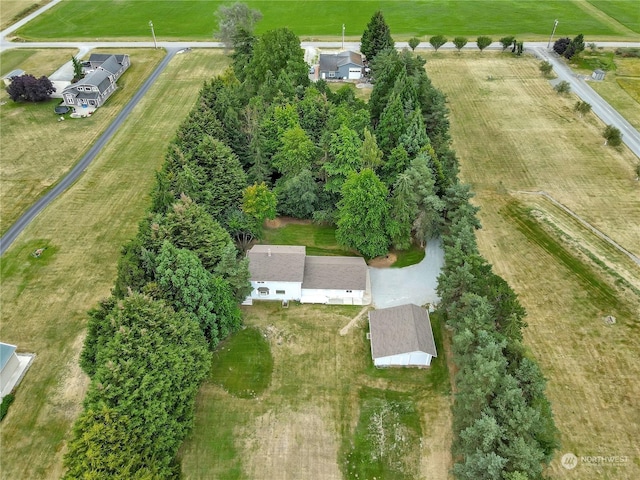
[0,47,180,255]
[530,46,640,158]
[370,239,444,308]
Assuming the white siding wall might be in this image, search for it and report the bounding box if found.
[0,353,19,394]
[300,288,365,305]
[249,281,302,301]
[374,351,432,367]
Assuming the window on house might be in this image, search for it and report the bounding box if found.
[346,290,352,293]
[328,72,335,78]
[276,290,285,295]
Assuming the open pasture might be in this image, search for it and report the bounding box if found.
[428,52,640,479]
[0,50,230,479]
[0,0,49,30]
[12,0,638,42]
[179,303,451,480]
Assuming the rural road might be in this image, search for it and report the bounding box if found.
[1,4,639,254]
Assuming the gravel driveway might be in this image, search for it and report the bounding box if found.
[369,239,444,308]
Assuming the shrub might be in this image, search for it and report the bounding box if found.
[500,36,515,51]
[408,37,420,51]
[539,61,553,76]
[554,80,571,94]
[553,37,571,55]
[0,394,15,421]
[603,125,622,147]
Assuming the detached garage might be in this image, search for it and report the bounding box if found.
[368,304,437,367]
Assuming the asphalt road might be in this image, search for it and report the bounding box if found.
[0,47,179,255]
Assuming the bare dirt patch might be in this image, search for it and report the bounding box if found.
[264,216,312,229]
[242,407,341,480]
[368,252,397,268]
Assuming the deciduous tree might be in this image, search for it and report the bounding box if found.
[603,125,622,146]
[408,37,421,51]
[539,61,553,76]
[242,182,277,227]
[6,74,55,102]
[477,36,493,52]
[453,36,468,52]
[499,36,515,51]
[429,35,447,51]
[214,2,262,50]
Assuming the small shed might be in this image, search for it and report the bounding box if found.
[2,69,25,86]
[592,69,606,81]
[319,51,364,80]
[0,343,20,397]
[368,304,437,367]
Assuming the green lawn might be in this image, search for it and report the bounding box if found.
[588,0,640,33]
[209,327,273,399]
[262,222,360,257]
[179,302,451,479]
[14,0,636,41]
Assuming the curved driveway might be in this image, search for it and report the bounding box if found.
[370,239,444,308]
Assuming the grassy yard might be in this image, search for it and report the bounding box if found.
[179,302,451,479]
[0,48,165,235]
[0,50,230,479]
[428,52,640,479]
[12,0,638,42]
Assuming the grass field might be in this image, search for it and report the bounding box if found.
[11,0,639,42]
[0,50,230,479]
[427,52,640,479]
[587,0,640,33]
[0,0,49,30]
[179,303,451,479]
[0,48,165,235]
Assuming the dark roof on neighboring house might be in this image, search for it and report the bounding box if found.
[248,245,306,282]
[319,51,364,72]
[3,69,25,80]
[0,343,17,371]
[302,256,367,290]
[98,55,121,75]
[88,53,127,65]
[369,304,437,359]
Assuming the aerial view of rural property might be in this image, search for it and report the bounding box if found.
[1,0,638,479]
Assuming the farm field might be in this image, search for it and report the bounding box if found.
[0,50,230,479]
[179,302,452,480]
[0,48,165,235]
[0,0,49,30]
[12,0,639,42]
[427,52,640,478]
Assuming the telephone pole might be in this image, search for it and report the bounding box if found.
[149,20,157,49]
[547,19,559,50]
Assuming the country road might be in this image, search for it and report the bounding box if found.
[1,3,639,255]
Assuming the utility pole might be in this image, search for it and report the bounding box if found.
[342,24,345,50]
[547,19,558,50]
[149,20,157,49]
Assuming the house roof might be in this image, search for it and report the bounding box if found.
[0,343,17,371]
[88,53,127,66]
[64,69,112,95]
[248,245,306,282]
[3,69,25,79]
[98,56,121,75]
[302,256,367,290]
[319,51,363,72]
[368,304,437,359]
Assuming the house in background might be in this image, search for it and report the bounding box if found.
[246,244,369,305]
[2,69,25,87]
[368,304,437,367]
[61,53,130,115]
[318,51,364,80]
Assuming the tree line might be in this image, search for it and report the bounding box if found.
[62,6,558,477]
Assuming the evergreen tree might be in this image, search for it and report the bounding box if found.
[360,11,394,60]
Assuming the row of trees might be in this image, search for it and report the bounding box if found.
[416,35,521,53]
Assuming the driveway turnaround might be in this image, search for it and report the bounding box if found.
[369,239,444,308]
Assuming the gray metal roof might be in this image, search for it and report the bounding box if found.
[0,342,17,371]
[3,69,25,79]
[302,256,367,290]
[368,304,437,358]
[88,53,127,65]
[248,245,306,282]
[98,56,121,75]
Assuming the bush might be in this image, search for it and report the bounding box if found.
[477,36,493,52]
[429,34,447,51]
[539,61,553,76]
[0,394,15,421]
[553,37,571,55]
[500,36,515,51]
[453,36,468,52]
[603,125,622,147]
[554,80,571,94]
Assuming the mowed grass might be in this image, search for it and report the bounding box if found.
[428,52,640,479]
[0,48,166,235]
[0,50,230,479]
[13,0,636,42]
[179,302,451,480]
[0,0,48,30]
[587,0,640,33]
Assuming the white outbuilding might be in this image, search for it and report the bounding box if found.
[368,304,437,367]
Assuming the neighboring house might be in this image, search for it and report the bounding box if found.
[318,51,364,80]
[246,244,369,305]
[2,69,25,86]
[368,304,437,367]
[61,53,130,114]
[0,343,20,398]
[591,69,606,81]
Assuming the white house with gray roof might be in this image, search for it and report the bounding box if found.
[368,304,437,367]
[246,245,369,305]
[61,53,130,114]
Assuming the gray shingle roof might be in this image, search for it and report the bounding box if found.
[319,51,363,72]
[98,56,121,75]
[369,304,437,358]
[248,245,306,282]
[302,256,367,290]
